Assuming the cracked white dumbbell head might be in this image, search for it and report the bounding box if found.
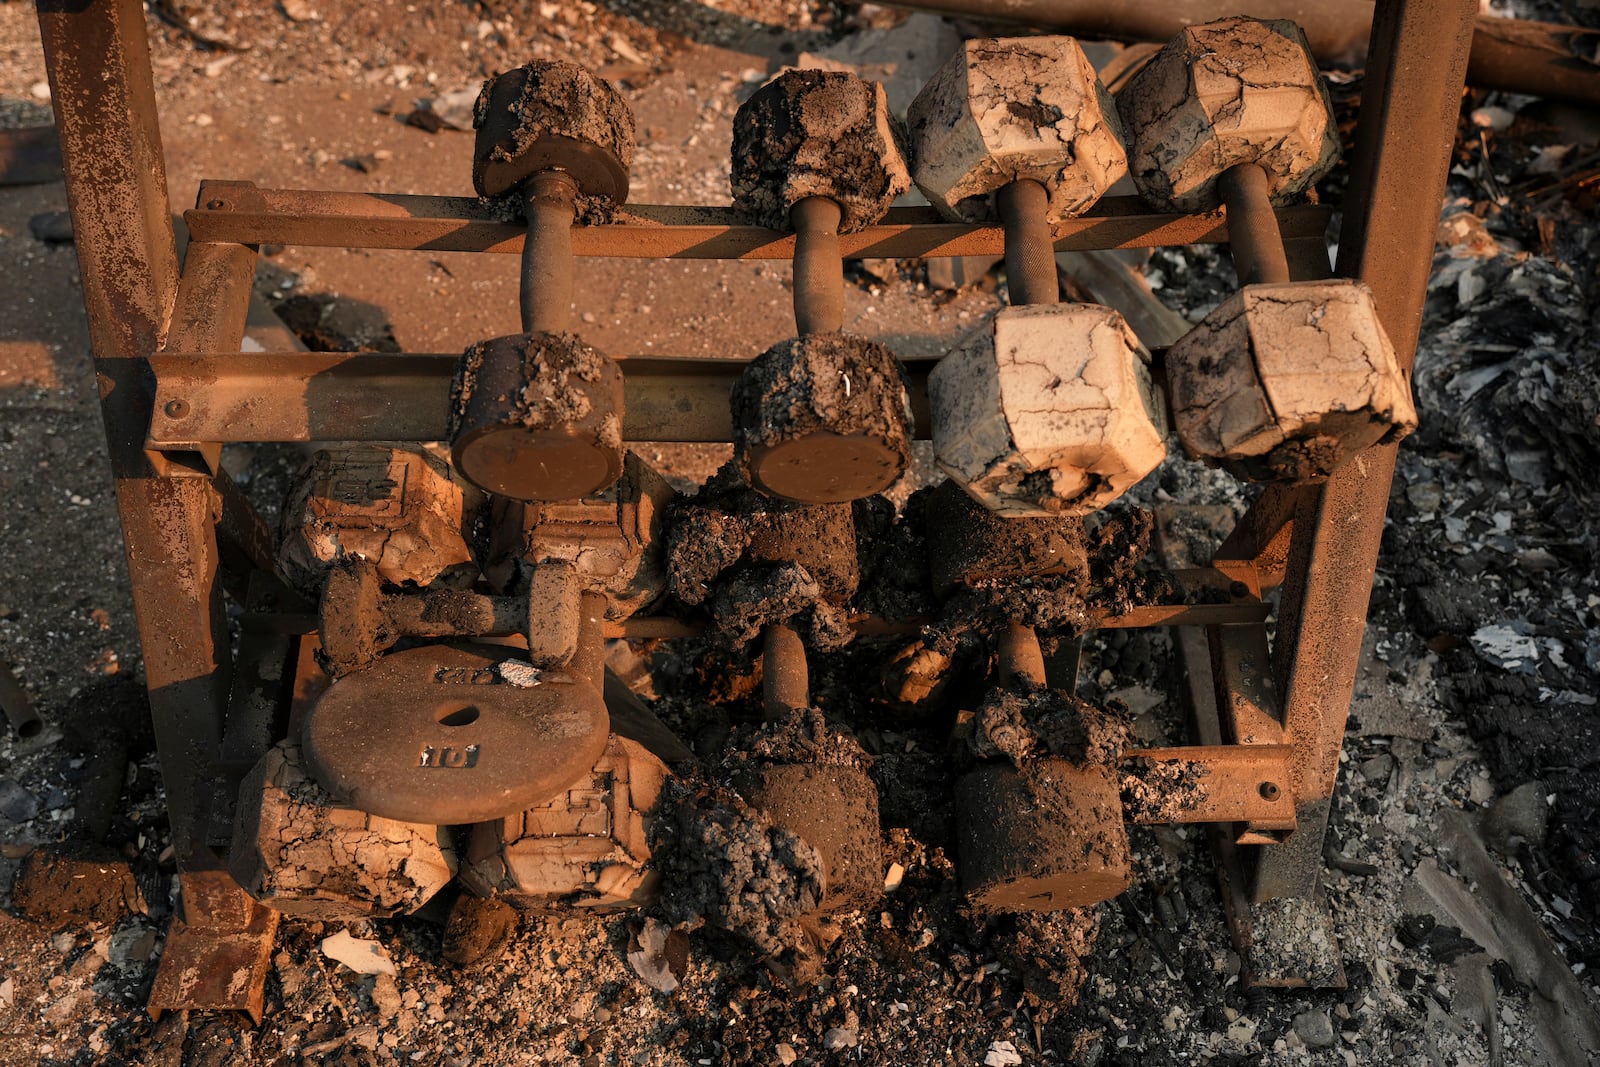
[1117,16,1339,213]
[906,36,1128,223]
[930,303,1168,516]
[1167,280,1417,481]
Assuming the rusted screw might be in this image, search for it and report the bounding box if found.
[163,398,190,419]
[204,198,229,210]
[1258,781,1281,802]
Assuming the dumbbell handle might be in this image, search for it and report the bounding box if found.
[790,196,844,335]
[521,172,579,334]
[997,179,1059,307]
[1218,163,1291,287]
[763,621,810,718]
[997,621,1048,687]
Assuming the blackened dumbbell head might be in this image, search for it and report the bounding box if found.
[730,69,911,234]
[473,58,635,204]
[731,333,913,504]
[923,479,1090,599]
[906,36,1128,224]
[1116,16,1338,214]
[450,332,626,502]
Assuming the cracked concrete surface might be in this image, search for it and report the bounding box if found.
[929,304,1167,516]
[461,735,666,910]
[276,447,482,599]
[1166,280,1418,481]
[1117,16,1340,213]
[906,36,1127,223]
[230,742,457,921]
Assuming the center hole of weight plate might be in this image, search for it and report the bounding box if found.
[435,702,481,727]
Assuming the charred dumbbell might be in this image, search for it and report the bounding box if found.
[665,471,884,911]
[451,60,633,501]
[316,556,584,678]
[955,624,1132,911]
[728,70,914,504]
[908,38,1168,516]
[733,633,884,915]
[1119,17,1417,481]
[927,484,1132,910]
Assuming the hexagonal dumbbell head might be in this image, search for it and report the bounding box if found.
[1166,280,1417,481]
[731,333,913,504]
[473,58,634,204]
[229,742,457,921]
[731,69,911,233]
[906,36,1128,223]
[1118,17,1338,213]
[930,304,1168,517]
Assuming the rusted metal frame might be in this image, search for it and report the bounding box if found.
[148,869,279,1025]
[1249,0,1478,912]
[1126,745,1295,826]
[146,351,924,446]
[36,0,278,1023]
[183,180,1332,258]
[162,239,282,603]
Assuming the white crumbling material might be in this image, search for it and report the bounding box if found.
[460,736,668,909]
[229,742,457,921]
[277,446,482,598]
[320,929,397,976]
[929,303,1168,516]
[1117,16,1339,212]
[1166,280,1417,481]
[906,37,1128,223]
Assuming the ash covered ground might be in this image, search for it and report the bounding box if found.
[2,2,1600,1065]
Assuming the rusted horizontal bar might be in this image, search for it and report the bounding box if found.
[183,180,1332,258]
[148,351,929,445]
[1126,744,1296,827]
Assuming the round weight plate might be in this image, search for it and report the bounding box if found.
[302,644,609,825]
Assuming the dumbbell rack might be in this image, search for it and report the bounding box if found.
[35,0,1477,1022]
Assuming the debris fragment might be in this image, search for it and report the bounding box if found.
[1470,622,1539,674]
[319,929,396,976]
[983,1040,1023,1066]
[627,917,685,994]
